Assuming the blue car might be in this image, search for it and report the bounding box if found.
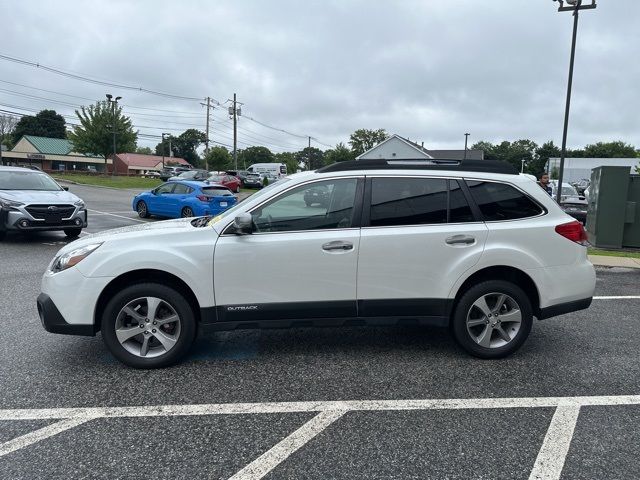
[132,181,237,219]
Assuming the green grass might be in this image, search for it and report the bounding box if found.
[53,174,162,189]
[588,248,640,259]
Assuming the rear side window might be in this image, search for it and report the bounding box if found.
[466,180,543,221]
[172,184,192,194]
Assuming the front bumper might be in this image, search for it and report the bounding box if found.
[2,207,88,231]
[37,293,97,336]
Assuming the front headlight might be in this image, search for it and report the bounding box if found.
[50,243,102,273]
[74,199,86,208]
[0,197,24,209]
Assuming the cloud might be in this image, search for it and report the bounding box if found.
[2,0,638,151]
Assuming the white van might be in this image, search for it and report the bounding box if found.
[247,163,287,178]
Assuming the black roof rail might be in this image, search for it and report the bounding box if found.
[316,158,518,175]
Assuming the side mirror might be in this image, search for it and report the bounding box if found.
[62,186,69,191]
[152,189,158,195]
[233,212,253,235]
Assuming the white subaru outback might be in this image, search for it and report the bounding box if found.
[38,159,596,368]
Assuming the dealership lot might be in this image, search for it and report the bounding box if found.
[1,184,639,479]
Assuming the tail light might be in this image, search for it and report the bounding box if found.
[555,220,588,246]
[196,195,209,202]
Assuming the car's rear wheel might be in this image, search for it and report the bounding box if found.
[136,201,149,218]
[451,280,532,359]
[101,283,197,368]
[63,228,82,238]
[181,207,194,218]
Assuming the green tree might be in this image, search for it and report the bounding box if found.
[472,139,538,172]
[237,146,275,168]
[135,146,153,155]
[324,142,355,165]
[348,128,388,156]
[12,110,66,144]
[204,146,233,171]
[533,141,561,177]
[296,147,324,170]
[275,151,299,174]
[68,102,137,172]
[171,129,207,167]
[584,141,637,158]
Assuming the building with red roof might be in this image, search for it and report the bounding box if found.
[111,153,191,175]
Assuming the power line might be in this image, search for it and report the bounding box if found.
[0,52,209,102]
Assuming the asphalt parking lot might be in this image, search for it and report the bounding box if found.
[1,184,639,479]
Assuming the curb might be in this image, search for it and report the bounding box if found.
[589,255,640,269]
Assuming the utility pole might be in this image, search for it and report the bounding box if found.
[204,97,211,171]
[161,132,170,169]
[463,133,470,161]
[233,93,238,171]
[308,136,311,170]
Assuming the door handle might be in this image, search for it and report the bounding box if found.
[445,235,475,245]
[322,241,354,251]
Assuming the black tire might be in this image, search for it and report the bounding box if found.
[235,185,241,193]
[63,228,82,238]
[305,200,312,207]
[451,280,533,359]
[0,230,6,241]
[136,200,149,218]
[101,283,197,369]
[181,207,194,218]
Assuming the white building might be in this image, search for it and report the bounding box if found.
[548,157,640,183]
[357,134,484,161]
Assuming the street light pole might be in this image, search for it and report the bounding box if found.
[463,133,470,161]
[161,132,170,169]
[553,0,596,204]
[106,94,121,175]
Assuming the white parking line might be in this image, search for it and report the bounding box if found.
[593,296,640,300]
[87,209,146,223]
[528,405,581,480]
[229,410,346,480]
[0,417,94,458]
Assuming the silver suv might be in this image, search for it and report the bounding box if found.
[0,166,87,240]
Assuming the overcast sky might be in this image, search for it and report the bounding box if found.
[2,0,638,152]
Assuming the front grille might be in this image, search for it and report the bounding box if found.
[26,204,76,220]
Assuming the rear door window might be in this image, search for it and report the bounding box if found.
[466,180,543,221]
[370,178,448,226]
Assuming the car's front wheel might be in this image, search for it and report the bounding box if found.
[101,283,197,368]
[136,201,149,218]
[451,280,533,359]
[63,228,82,238]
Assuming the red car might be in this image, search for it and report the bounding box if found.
[207,174,241,193]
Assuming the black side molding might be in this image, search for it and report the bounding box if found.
[536,297,592,320]
[37,293,97,336]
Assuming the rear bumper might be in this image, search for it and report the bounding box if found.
[37,293,97,336]
[536,297,592,320]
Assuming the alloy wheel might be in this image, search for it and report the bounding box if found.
[115,297,181,358]
[465,292,522,349]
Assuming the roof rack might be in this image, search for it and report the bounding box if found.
[316,158,518,175]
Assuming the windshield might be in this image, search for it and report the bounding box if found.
[562,185,578,196]
[178,171,197,178]
[0,171,63,191]
[202,186,233,196]
[209,177,291,223]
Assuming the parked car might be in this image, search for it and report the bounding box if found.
[39,159,596,368]
[0,166,87,240]
[132,181,236,219]
[159,166,190,181]
[550,181,588,224]
[228,170,249,185]
[304,184,330,206]
[168,169,209,182]
[242,172,264,189]
[207,173,241,193]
